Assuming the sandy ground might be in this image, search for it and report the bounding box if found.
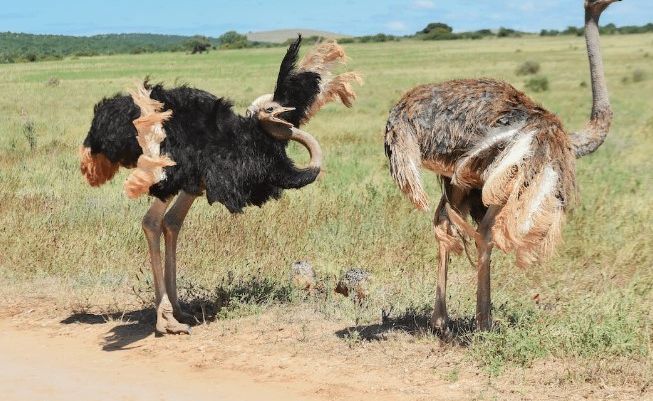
[0,300,649,401]
[0,321,310,401]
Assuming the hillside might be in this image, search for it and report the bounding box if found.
[0,32,219,63]
[246,29,349,43]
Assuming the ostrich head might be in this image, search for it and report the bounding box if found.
[248,93,323,171]
[585,0,621,17]
[245,34,361,172]
[247,93,294,128]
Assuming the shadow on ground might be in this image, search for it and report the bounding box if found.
[335,311,476,345]
[61,309,155,351]
[60,273,292,351]
[59,298,229,351]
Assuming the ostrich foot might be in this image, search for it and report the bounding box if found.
[155,297,191,335]
[172,305,199,326]
[431,313,451,339]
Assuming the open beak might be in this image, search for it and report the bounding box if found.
[269,106,296,128]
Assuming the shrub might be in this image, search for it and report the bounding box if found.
[632,69,646,82]
[21,113,37,151]
[46,77,60,87]
[525,76,549,92]
[516,61,541,76]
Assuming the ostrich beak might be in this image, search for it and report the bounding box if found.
[268,106,296,127]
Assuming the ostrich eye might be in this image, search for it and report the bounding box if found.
[265,107,275,113]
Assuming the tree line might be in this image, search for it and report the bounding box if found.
[1,21,651,64]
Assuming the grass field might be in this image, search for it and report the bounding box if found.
[1,34,652,398]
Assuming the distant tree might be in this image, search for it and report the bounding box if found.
[562,26,583,36]
[419,22,457,40]
[218,31,249,49]
[358,33,397,43]
[475,29,494,37]
[186,35,211,54]
[600,23,618,35]
[420,22,453,35]
[540,29,560,36]
[497,27,521,38]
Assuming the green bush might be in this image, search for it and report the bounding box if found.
[516,61,541,76]
[525,76,549,92]
[632,69,646,82]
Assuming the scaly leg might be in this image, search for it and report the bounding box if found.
[475,205,500,331]
[162,191,197,324]
[431,196,451,333]
[431,182,469,334]
[142,197,190,335]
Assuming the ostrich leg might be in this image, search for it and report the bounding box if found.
[474,205,501,331]
[142,197,190,335]
[431,180,469,334]
[162,191,197,324]
[431,196,452,333]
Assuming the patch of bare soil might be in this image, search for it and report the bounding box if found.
[0,299,649,401]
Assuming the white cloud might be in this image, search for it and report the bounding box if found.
[386,20,408,31]
[413,0,435,9]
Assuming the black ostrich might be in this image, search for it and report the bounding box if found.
[80,36,360,335]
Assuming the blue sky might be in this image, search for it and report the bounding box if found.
[2,0,651,36]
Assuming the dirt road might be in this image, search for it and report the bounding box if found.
[0,321,313,401]
[0,303,647,401]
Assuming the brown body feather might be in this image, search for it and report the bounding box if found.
[385,79,577,266]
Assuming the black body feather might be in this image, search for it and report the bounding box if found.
[83,84,319,213]
[272,35,322,127]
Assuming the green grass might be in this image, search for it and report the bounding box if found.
[1,34,652,383]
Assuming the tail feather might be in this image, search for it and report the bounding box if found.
[481,128,576,267]
[384,123,429,211]
[79,146,119,187]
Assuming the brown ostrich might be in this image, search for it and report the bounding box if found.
[384,0,620,332]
